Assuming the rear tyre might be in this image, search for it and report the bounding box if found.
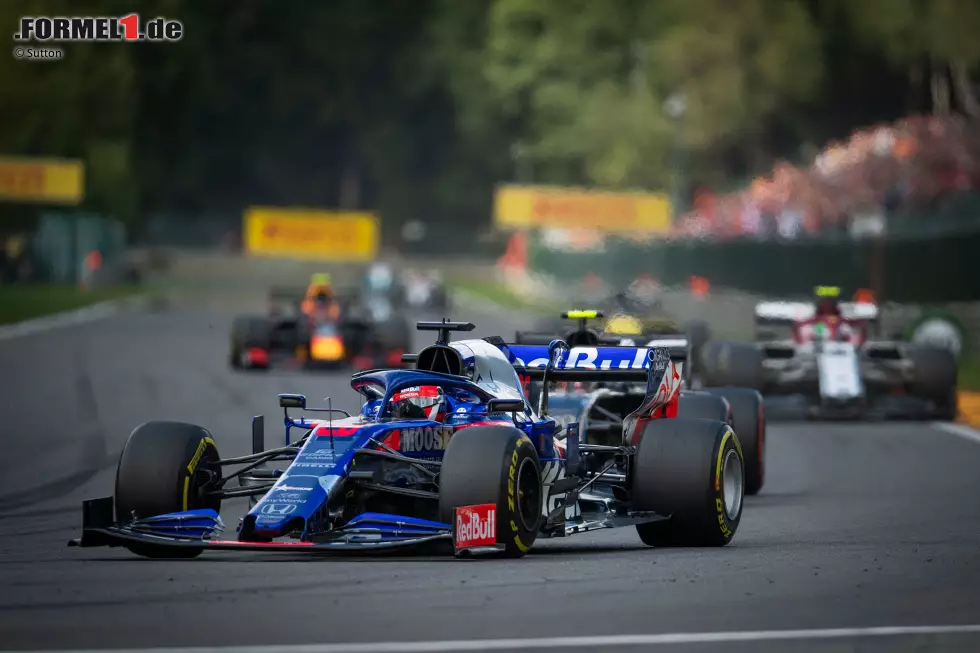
[677,392,730,422]
[115,421,221,559]
[702,388,766,495]
[430,285,449,313]
[909,346,958,421]
[229,316,271,369]
[632,418,743,547]
[439,426,542,558]
[682,319,712,377]
[384,315,413,354]
[700,340,764,391]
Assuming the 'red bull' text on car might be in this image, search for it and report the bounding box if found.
[71,319,746,559]
[516,310,767,496]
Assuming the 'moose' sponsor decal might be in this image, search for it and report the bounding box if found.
[454,504,496,550]
[399,425,455,453]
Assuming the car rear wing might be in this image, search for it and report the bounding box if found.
[754,301,879,325]
[501,342,686,382]
[499,341,683,420]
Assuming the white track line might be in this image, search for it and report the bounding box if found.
[12,624,980,653]
[933,421,980,445]
[0,296,143,342]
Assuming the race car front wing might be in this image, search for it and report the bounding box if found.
[69,496,453,554]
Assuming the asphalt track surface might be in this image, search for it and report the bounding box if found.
[2,296,980,652]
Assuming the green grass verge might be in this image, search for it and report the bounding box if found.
[0,283,141,325]
[450,277,531,309]
[449,276,565,315]
[960,356,980,392]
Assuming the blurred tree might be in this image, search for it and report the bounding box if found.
[473,0,822,189]
[2,0,976,235]
[654,0,822,170]
[841,0,980,116]
[0,0,136,221]
[480,0,671,188]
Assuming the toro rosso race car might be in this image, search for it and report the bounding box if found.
[518,311,766,496]
[70,319,746,558]
[699,286,958,420]
[229,273,411,372]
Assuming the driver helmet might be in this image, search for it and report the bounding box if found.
[308,280,333,302]
[814,286,841,318]
[390,385,447,421]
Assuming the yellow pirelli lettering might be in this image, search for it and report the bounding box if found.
[186,436,215,475]
[715,498,732,537]
[715,429,734,492]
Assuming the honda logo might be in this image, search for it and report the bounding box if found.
[260,503,296,516]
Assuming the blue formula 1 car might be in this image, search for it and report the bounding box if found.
[70,319,746,559]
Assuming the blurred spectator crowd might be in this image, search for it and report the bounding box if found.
[1,233,36,283]
[675,114,980,240]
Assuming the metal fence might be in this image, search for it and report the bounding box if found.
[32,212,127,283]
[527,225,980,304]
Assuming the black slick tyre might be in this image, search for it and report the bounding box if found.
[115,421,222,559]
[229,316,271,369]
[702,387,766,495]
[631,418,744,547]
[439,426,542,558]
[677,392,730,422]
[682,319,711,377]
[908,346,959,421]
[700,341,764,390]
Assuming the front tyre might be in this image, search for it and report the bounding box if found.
[115,421,222,559]
[439,426,542,558]
[632,418,744,547]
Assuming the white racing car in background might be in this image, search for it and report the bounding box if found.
[403,268,449,312]
[698,287,958,420]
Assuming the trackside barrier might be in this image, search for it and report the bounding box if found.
[528,230,980,304]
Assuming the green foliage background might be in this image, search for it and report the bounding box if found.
[3,0,979,228]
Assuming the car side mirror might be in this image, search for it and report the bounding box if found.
[487,399,525,413]
[278,394,306,409]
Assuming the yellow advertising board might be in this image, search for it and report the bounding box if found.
[244,207,379,262]
[0,156,84,204]
[493,184,671,233]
